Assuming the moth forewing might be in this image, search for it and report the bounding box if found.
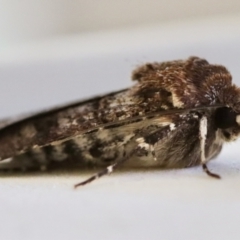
[0,56,239,187]
[0,113,181,169]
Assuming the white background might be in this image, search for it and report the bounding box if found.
[0,2,240,240]
[1,0,240,44]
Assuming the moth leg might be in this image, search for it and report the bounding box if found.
[199,116,220,179]
[74,149,136,188]
[74,122,179,188]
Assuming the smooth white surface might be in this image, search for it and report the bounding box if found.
[0,16,240,240]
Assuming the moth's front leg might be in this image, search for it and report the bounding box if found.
[137,115,221,179]
[199,116,221,179]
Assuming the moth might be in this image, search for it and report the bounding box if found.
[0,56,239,187]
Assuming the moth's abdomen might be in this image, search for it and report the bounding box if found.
[0,141,76,171]
[0,133,134,171]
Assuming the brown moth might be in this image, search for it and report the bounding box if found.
[0,56,239,187]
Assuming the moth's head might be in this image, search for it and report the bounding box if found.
[215,107,240,141]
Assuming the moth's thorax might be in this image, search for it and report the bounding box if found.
[132,57,233,109]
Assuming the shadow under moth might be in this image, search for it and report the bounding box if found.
[0,56,239,187]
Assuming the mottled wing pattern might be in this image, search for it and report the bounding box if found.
[0,112,186,170]
[0,57,233,172]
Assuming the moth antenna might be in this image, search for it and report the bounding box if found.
[199,116,221,179]
[74,149,135,188]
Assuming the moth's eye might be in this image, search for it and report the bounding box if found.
[215,107,237,129]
